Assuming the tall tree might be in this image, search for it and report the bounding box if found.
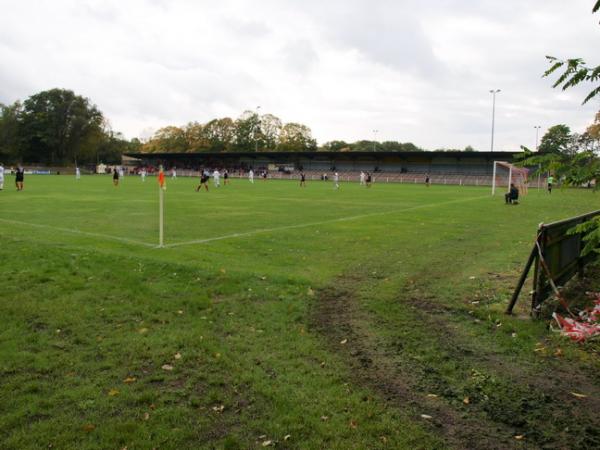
[277,123,317,152]
[203,117,235,152]
[19,89,104,164]
[260,114,282,150]
[0,101,22,162]
[234,111,263,152]
[184,122,207,152]
[146,126,187,153]
[538,125,573,154]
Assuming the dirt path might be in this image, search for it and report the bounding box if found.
[311,271,600,450]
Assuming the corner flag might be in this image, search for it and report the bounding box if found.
[158,166,166,247]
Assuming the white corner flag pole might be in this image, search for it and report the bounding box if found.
[159,185,164,248]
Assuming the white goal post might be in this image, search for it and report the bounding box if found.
[492,161,529,196]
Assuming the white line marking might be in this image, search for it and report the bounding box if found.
[164,195,488,249]
[0,217,154,247]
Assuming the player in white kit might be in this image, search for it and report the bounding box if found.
[334,172,340,189]
[213,169,220,187]
[0,162,4,190]
[359,171,365,185]
[171,167,177,179]
[248,169,254,184]
[140,168,146,182]
[75,167,81,180]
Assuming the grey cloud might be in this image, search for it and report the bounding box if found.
[280,40,319,74]
[223,18,271,38]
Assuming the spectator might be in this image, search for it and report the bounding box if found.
[505,183,519,204]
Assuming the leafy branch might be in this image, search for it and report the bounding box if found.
[544,57,600,104]
[543,1,600,104]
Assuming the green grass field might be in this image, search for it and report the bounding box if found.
[1,175,599,449]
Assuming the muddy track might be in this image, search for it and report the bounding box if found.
[311,275,522,450]
[311,271,600,450]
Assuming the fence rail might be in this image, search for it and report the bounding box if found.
[507,209,600,315]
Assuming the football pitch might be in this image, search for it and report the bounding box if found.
[1,175,599,449]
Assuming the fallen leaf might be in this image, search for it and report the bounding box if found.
[161,364,174,371]
[138,328,148,334]
[463,397,470,405]
[177,310,184,315]
[220,268,226,274]
[214,353,221,359]
[307,287,314,297]
[82,423,96,432]
[149,404,156,410]
[340,339,348,345]
[380,436,388,444]
[284,434,291,441]
[469,276,476,280]
[174,352,182,360]
[426,394,438,398]
[320,361,326,368]
[108,389,119,397]
[143,412,150,421]
[554,348,563,357]
[320,415,329,421]
[261,440,272,447]
[420,414,432,420]
[212,405,225,413]
[123,377,137,384]
[571,392,587,398]
[514,435,525,440]
[349,419,358,429]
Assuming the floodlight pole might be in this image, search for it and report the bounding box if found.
[372,129,378,151]
[255,105,261,152]
[489,89,501,152]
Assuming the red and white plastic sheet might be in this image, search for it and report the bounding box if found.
[552,294,600,342]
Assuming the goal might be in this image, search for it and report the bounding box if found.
[491,161,529,196]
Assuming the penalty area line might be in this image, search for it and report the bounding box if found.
[163,195,489,249]
[0,217,154,248]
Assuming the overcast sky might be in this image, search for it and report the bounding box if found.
[1,0,599,151]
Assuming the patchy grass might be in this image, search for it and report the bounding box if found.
[0,175,598,449]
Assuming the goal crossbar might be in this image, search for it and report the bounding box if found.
[492,161,529,196]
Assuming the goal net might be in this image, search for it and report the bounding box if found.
[492,161,529,196]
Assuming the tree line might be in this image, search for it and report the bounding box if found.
[0,89,140,165]
[142,111,317,153]
[138,113,428,154]
[0,89,432,165]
